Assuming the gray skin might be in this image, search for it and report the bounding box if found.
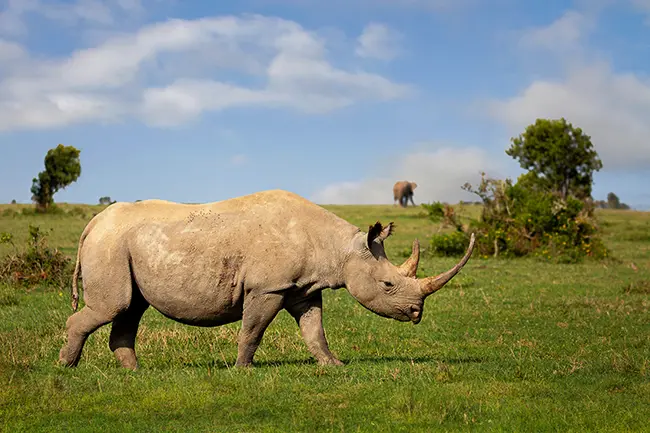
[59,189,475,370]
[393,181,418,207]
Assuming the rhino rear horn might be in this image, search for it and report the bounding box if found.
[397,239,420,278]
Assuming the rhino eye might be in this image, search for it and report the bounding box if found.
[381,281,394,287]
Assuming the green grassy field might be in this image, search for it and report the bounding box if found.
[0,202,649,432]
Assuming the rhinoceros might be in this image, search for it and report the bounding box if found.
[59,189,475,370]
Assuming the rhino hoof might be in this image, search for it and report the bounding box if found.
[58,348,78,368]
[320,358,345,366]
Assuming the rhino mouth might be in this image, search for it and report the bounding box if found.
[393,306,421,323]
[404,305,422,324]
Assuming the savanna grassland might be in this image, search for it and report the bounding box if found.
[0,202,648,432]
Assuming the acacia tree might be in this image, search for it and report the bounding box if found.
[31,144,81,211]
[506,118,603,200]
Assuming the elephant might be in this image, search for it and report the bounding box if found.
[393,181,418,207]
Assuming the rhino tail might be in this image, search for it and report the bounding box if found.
[71,216,99,312]
[71,247,81,312]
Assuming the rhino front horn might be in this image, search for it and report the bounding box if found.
[419,233,476,296]
[397,239,420,278]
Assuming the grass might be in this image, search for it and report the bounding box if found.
[0,202,649,432]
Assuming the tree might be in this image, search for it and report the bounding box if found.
[99,196,115,205]
[506,118,603,200]
[607,192,620,209]
[604,192,630,210]
[31,144,81,211]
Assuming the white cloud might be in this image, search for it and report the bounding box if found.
[518,11,594,54]
[485,9,650,171]
[486,63,650,170]
[356,23,402,60]
[0,39,25,65]
[311,146,505,205]
[140,80,274,126]
[0,15,412,132]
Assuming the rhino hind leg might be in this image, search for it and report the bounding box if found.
[60,248,139,368]
[285,292,343,366]
[59,307,112,367]
[108,289,149,370]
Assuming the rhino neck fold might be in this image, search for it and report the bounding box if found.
[295,224,358,292]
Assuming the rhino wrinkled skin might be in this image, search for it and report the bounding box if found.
[59,189,475,370]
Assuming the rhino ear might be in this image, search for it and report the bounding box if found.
[367,221,394,248]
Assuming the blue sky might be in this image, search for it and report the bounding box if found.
[1,0,649,209]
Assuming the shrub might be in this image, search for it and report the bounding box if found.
[0,225,72,289]
[66,206,88,219]
[421,202,445,222]
[2,208,18,218]
[422,201,462,229]
[455,173,608,262]
[19,205,64,216]
[430,230,470,257]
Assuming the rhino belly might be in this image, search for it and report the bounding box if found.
[135,276,245,327]
[130,256,245,327]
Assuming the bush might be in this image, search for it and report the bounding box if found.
[456,173,608,262]
[66,206,88,219]
[421,202,445,222]
[2,208,18,218]
[422,201,462,229]
[0,225,72,289]
[19,205,65,216]
[430,230,470,257]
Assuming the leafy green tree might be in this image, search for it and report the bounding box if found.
[506,118,603,200]
[31,144,81,211]
[607,192,620,209]
[605,192,630,210]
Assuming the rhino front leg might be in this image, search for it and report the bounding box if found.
[235,292,284,367]
[285,292,344,366]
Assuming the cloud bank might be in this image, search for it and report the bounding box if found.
[486,9,650,170]
[0,13,412,131]
[311,146,505,205]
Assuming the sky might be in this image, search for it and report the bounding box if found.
[1,0,649,209]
